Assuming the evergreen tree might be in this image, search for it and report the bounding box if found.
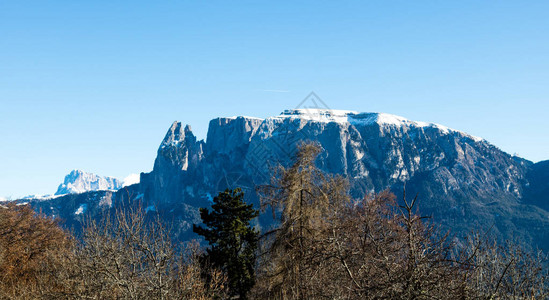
[193,188,259,299]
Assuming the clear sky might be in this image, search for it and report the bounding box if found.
[1,1,548,198]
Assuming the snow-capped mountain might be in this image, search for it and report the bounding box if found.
[134,108,547,245]
[55,170,123,195]
[54,170,141,195]
[25,109,549,248]
[146,109,522,203]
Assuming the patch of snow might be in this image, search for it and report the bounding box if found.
[99,194,113,207]
[349,112,446,131]
[21,194,65,201]
[122,173,140,187]
[276,109,357,123]
[467,135,484,143]
[354,148,365,160]
[227,116,265,120]
[273,109,484,142]
[160,140,182,149]
[16,193,79,202]
[74,204,87,215]
[22,194,46,200]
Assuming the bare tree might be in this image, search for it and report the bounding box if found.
[255,142,350,299]
[0,203,74,299]
[74,205,228,299]
[303,190,470,299]
[0,201,228,300]
[462,232,549,299]
[254,143,473,299]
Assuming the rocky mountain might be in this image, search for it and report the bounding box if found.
[55,170,123,195]
[21,109,549,248]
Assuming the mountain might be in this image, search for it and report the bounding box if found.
[55,170,123,195]
[21,109,549,248]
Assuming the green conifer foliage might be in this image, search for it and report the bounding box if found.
[193,188,259,299]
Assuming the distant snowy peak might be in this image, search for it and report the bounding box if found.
[55,170,123,195]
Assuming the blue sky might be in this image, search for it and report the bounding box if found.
[1,1,548,198]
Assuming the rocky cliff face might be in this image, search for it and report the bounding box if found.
[139,109,548,246]
[142,122,205,206]
[22,109,549,248]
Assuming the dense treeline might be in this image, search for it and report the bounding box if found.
[1,143,548,299]
[0,204,227,299]
[252,143,548,299]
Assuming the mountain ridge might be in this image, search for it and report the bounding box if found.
[137,109,549,247]
[16,109,549,249]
